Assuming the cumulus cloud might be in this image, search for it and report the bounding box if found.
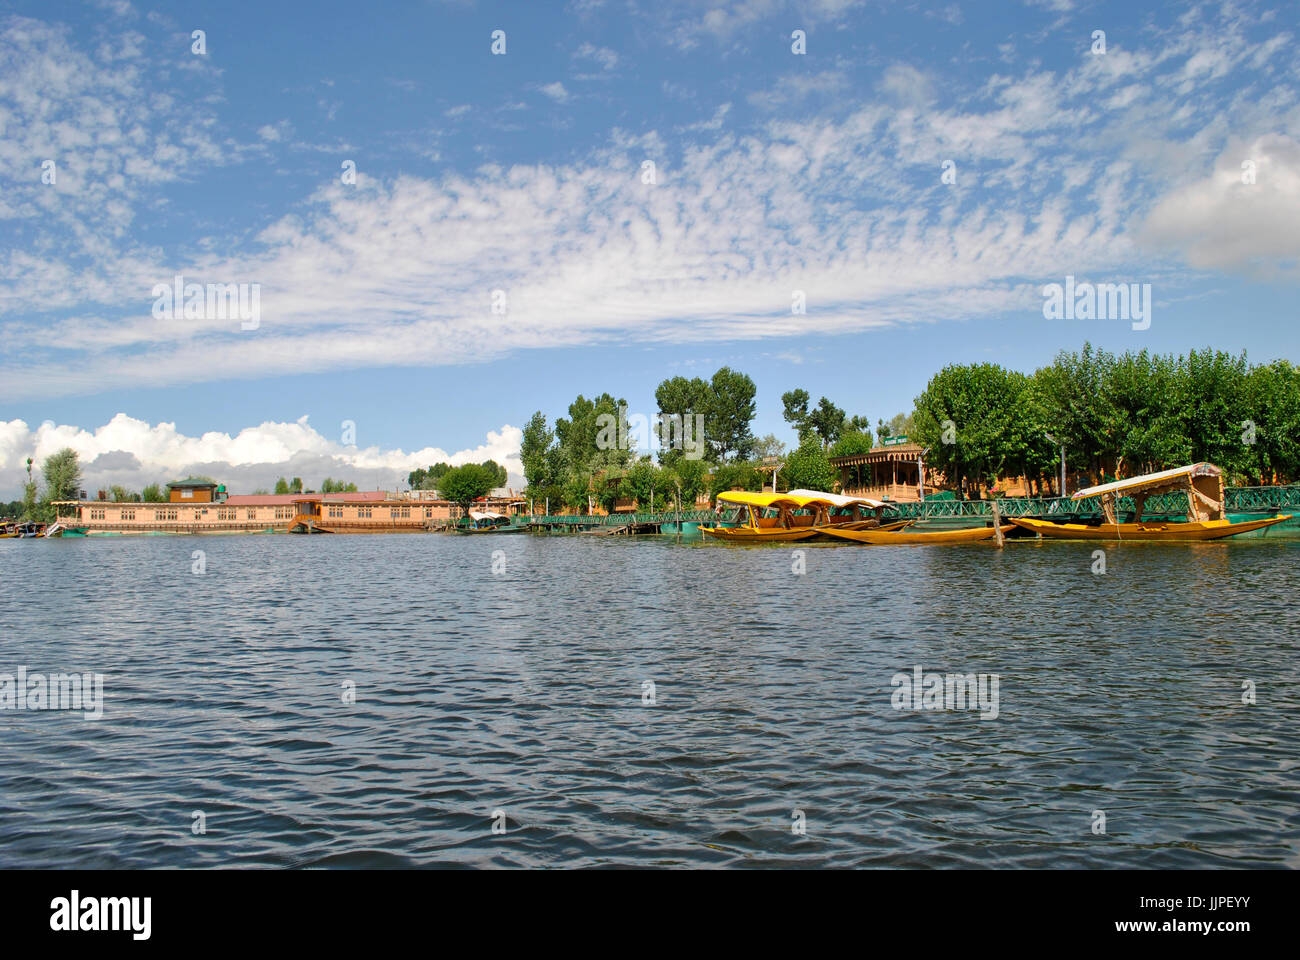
[539,81,569,102]
[1141,134,1300,278]
[0,415,524,499]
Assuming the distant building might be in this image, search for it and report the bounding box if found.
[53,487,526,533]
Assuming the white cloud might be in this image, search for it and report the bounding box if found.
[0,415,525,498]
[539,81,570,102]
[1141,134,1300,278]
[574,42,618,70]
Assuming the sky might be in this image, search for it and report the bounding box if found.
[1,0,1298,498]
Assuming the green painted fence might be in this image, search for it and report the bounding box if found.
[522,485,1300,528]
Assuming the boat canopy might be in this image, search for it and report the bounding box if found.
[786,489,887,509]
[715,491,832,511]
[1070,463,1222,500]
[1071,462,1225,523]
[469,509,505,521]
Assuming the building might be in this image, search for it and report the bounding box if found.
[53,488,527,534]
[830,440,935,502]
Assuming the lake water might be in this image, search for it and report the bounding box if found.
[1,533,1297,868]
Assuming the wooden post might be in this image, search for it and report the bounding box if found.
[991,499,1004,547]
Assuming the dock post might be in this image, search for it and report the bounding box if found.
[991,500,1004,548]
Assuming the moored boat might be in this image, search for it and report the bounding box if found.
[1009,463,1292,541]
[701,492,832,542]
[818,523,1013,545]
[459,510,527,533]
[785,489,911,532]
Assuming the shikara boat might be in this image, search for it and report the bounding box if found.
[460,510,526,534]
[785,489,911,532]
[1009,463,1292,541]
[818,523,1013,545]
[701,492,833,542]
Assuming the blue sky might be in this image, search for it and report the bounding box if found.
[2,0,1298,496]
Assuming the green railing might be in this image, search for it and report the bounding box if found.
[520,485,1300,529]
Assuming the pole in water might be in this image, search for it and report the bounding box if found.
[991,500,1004,547]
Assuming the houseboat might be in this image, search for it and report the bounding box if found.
[53,480,526,535]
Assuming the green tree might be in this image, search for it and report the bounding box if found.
[109,485,139,502]
[556,393,631,474]
[1246,359,1300,483]
[274,477,290,495]
[829,430,875,458]
[142,483,166,502]
[914,362,1042,496]
[562,469,594,512]
[707,367,757,462]
[1177,348,1251,479]
[782,436,837,492]
[41,448,81,503]
[439,463,496,517]
[481,460,508,488]
[520,411,555,489]
[707,461,763,502]
[622,460,665,511]
[781,389,812,441]
[667,457,707,507]
[654,375,712,467]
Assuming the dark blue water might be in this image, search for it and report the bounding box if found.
[1,533,1297,868]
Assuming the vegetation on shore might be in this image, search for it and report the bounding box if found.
[516,344,1300,511]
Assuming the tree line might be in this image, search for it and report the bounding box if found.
[912,344,1300,495]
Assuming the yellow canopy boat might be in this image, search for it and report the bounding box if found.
[785,489,911,531]
[1008,463,1292,541]
[701,491,834,542]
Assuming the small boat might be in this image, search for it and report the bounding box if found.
[43,522,89,538]
[459,510,527,533]
[701,492,833,542]
[785,489,911,532]
[818,523,1013,545]
[1009,462,1292,541]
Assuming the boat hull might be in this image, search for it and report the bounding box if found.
[817,524,1012,544]
[701,526,819,542]
[1009,515,1292,541]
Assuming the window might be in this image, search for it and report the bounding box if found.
[181,489,193,498]
[89,508,105,520]
[121,509,134,521]
[246,509,256,520]
[358,506,372,519]
[216,507,236,521]
[274,506,292,520]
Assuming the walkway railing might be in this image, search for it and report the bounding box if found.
[521,485,1300,527]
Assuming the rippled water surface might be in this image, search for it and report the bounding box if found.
[1,533,1297,868]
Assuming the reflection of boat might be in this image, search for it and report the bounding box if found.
[460,510,526,533]
[819,523,1012,544]
[701,492,832,542]
[1009,463,1292,541]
